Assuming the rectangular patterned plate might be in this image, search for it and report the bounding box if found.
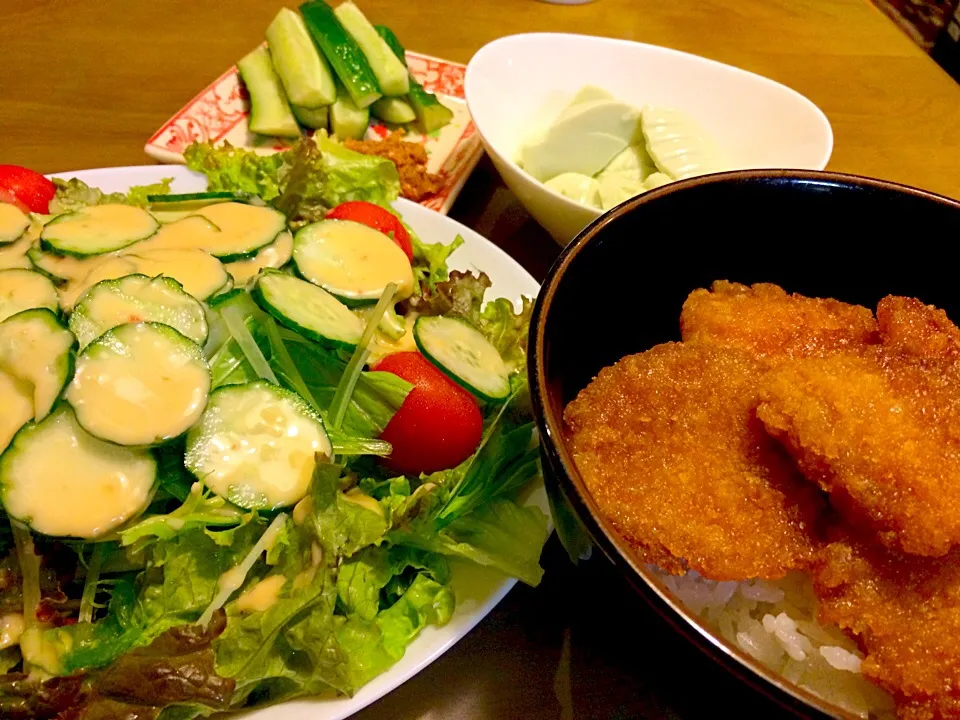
[145,52,482,214]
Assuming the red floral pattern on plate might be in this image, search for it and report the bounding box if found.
[145,51,482,215]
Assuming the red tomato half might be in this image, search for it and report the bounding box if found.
[326,200,414,263]
[0,165,56,214]
[373,352,482,475]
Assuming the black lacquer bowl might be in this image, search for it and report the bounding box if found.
[529,170,960,718]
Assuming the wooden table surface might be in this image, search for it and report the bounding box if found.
[3,0,960,717]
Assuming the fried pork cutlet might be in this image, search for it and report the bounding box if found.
[680,280,878,359]
[757,298,960,557]
[815,536,960,720]
[564,342,822,581]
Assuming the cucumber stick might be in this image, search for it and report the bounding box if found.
[371,96,415,124]
[266,7,337,108]
[330,83,370,140]
[300,1,381,108]
[375,25,454,133]
[237,45,301,138]
[333,2,409,97]
[292,103,329,130]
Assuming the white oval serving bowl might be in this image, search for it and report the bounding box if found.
[465,33,833,245]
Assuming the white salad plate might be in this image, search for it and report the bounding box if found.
[48,164,549,720]
[466,32,834,245]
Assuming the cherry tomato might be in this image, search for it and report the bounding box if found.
[373,351,482,475]
[326,200,414,263]
[0,165,56,214]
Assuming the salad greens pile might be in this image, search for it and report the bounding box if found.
[0,137,547,719]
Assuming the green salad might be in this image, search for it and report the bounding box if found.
[0,136,547,718]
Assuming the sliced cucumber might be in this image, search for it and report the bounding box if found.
[148,191,250,215]
[371,96,416,125]
[139,204,283,262]
[334,2,409,97]
[375,25,454,133]
[0,405,156,539]
[292,103,329,130]
[330,82,370,140]
[0,308,76,421]
[59,249,229,310]
[40,204,158,257]
[0,204,30,245]
[300,0,382,108]
[28,246,108,283]
[225,231,293,288]
[124,249,230,303]
[185,381,331,510]
[414,315,511,402]
[0,371,33,454]
[193,203,286,261]
[266,7,337,108]
[0,269,59,323]
[292,219,414,306]
[237,45,301,139]
[0,237,32,271]
[252,269,363,350]
[66,322,210,446]
[69,274,209,349]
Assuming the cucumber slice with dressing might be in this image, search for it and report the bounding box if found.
[70,274,209,349]
[66,322,210,446]
[0,405,156,539]
[334,2,409,97]
[371,96,416,125]
[225,231,293,288]
[28,246,108,283]
[300,1,382,109]
[252,269,363,350]
[0,204,30,245]
[0,371,32,454]
[414,315,511,402]
[0,308,76,421]
[185,381,332,510]
[292,104,329,130]
[375,25,454,133]
[0,237,31,271]
[41,204,158,257]
[59,249,229,310]
[292,219,414,306]
[140,204,284,261]
[266,7,337,108]
[237,45,301,139]
[0,269,59,322]
[330,83,370,140]
[147,191,250,215]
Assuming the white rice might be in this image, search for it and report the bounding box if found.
[652,568,896,719]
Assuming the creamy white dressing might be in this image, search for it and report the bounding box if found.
[0,204,29,244]
[365,312,417,365]
[1,406,156,538]
[42,204,158,251]
[294,220,414,302]
[0,269,59,322]
[31,249,112,283]
[342,488,383,516]
[0,371,32,454]
[192,385,331,509]
[226,232,293,287]
[67,323,210,446]
[235,575,286,614]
